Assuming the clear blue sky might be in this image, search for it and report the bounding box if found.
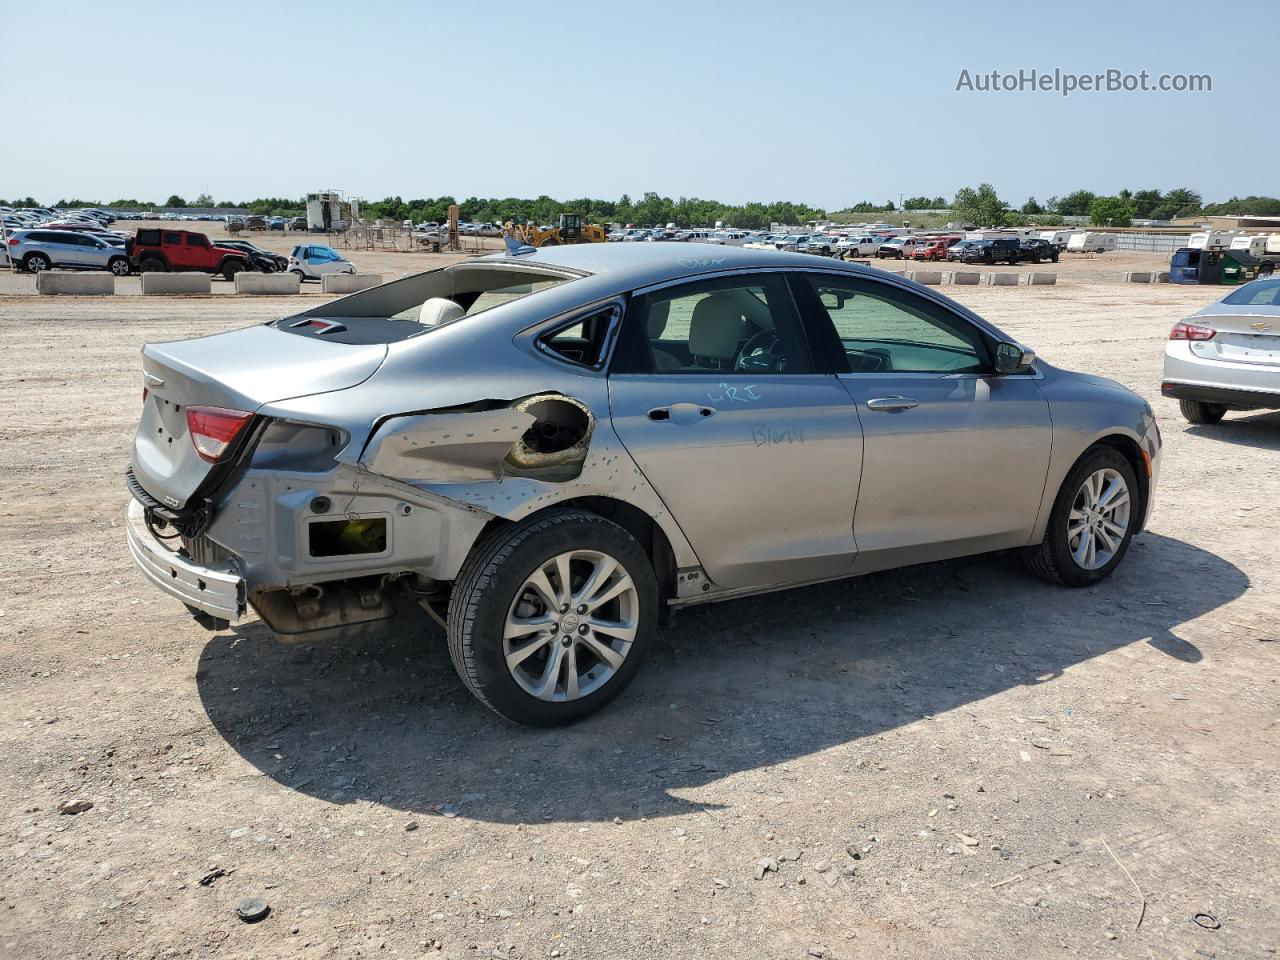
[5,0,1272,208]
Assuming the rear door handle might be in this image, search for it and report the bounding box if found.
[866,396,919,412]
[648,403,716,423]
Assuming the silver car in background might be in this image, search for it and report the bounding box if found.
[8,228,133,275]
[125,244,1161,725]
[1162,276,1280,423]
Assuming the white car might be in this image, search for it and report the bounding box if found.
[1162,276,1280,423]
[836,235,880,257]
[289,244,356,281]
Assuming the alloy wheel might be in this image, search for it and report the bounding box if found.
[503,549,638,702]
[1067,467,1131,570]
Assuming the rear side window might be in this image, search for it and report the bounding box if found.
[537,304,620,368]
[136,229,160,245]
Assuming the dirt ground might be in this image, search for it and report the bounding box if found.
[0,274,1277,960]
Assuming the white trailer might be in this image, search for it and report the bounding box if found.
[1228,235,1268,257]
[1266,235,1280,255]
[1188,231,1238,251]
[1066,232,1118,253]
[306,191,345,233]
[1038,230,1073,246]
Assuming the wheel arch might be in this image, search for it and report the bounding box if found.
[465,495,679,601]
[1033,431,1151,542]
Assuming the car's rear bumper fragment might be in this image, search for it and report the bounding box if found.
[126,499,245,621]
[1161,380,1280,409]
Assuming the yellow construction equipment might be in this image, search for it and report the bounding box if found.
[505,214,607,248]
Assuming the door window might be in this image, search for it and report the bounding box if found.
[186,234,209,248]
[163,233,181,246]
[799,275,990,374]
[618,274,813,374]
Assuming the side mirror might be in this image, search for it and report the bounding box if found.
[994,341,1036,374]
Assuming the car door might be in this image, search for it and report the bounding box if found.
[185,232,211,269]
[163,231,189,269]
[793,272,1052,574]
[608,271,864,590]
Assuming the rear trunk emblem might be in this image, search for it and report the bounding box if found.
[1249,321,1271,331]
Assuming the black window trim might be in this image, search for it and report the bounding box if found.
[792,271,997,375]
[516,295,627,375]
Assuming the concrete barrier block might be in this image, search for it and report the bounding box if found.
[948,271,982,285]
[322,273,382,294]
[140,272,211,295]
[35,271,115,296]
[1124,272,1153,283]
[235,272,302,295]
[985,272,1019,286]
[907,270,943,285]
[1023,272,1058,285]
[1152,271,1171,283]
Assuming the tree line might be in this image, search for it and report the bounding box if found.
[5,187,1278,229]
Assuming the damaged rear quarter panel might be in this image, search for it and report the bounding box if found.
[254,296,702,579]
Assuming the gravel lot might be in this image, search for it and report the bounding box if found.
[0,272,1276,960]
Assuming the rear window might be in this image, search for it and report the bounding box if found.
[1222,278,1280,306]
[136,229,161,245]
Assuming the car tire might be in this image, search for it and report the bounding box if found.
[1024,446,1140,587]
[139,257,166,273]
[289,269,306,282]
[221,259,246,281]
[1178,399,1227,424]
[108,257,130,277]
[24,253,51,273]
[446,509,659,727]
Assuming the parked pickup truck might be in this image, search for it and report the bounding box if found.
[127,229,254,280]
[949,236,1020,265]
[1017,238,1061,263]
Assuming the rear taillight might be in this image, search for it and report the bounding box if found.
[6,237,18,245]
[186,406,252,463]
[1170,321,1215,341]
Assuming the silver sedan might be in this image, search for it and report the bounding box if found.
[126,243,1161,725]
[1162,276,1280,423]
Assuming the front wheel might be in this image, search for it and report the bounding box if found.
[1024,447,1139,587]
[447,509,658,726]
[221,259,246,281]
[108,257,131,276]
[1179,399,1226,424]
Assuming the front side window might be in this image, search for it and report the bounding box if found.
[163,233,181,246]
[186,234,209,248]
[801,276,989,374]
[621,274,813,375]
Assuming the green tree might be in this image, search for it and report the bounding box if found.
[951,183,1006,226]
[1021,196,1044,215]
[1056,190,1097,216]
[1162,187,1202,217]
[1130,189,1163,219]
[1201,195,1280,216]
[164,195,187,208]
[193,193,214,207]
[1088,195,1133,227]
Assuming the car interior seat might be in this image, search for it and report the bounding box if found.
[688,294,746,370]
[418,297,465,327]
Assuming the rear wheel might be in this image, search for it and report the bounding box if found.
[447,509,658,726]
[1025,446,1139,587]
[289,269,306,282]
[24,253,51,273]
[139,257,166,273]
[1179,399,1227,424]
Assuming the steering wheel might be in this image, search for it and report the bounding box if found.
[735,329,787,373]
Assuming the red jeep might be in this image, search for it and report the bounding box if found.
[127,228,253,280]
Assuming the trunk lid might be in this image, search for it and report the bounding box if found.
[1190,307,1280,367]
[132,324,387,509]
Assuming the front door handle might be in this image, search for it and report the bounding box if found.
[648,402,716,424]
[866,396,919,412]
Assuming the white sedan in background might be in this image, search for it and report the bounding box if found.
[1162,276,1280,422]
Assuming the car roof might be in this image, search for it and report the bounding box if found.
[479,241,880,287]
